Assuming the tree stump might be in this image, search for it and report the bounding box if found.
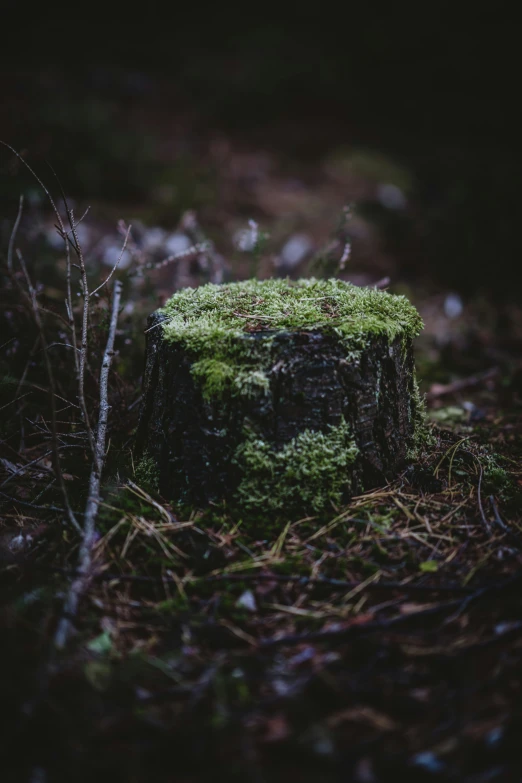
[136,279,424,515]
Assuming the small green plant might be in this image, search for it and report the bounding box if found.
[134,453,159,492]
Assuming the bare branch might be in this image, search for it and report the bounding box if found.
[69,205,90,231]
[47,166,81,376]
[90,223,131,297]
[12,251,80,533]
[427,367,500,400]
[180,210,225,283]
[7,194,24,272]
[46,342,80,352]
[15,335,40,398]
[55,280,123,649]
[0,448,54,488]
[65,207,96,461]
[477,464,492,534]
[128,241,209,279]
[0,491,66,514]
[150,241,209,272]
[0,392,32,413]
[0,143,82,403]
[63,225,79,376]
[144,316,170,334]
[0,142,65,230]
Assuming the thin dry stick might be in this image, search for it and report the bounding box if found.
[489,496,509,532]
[151,242,209,271]
[0,391,32,413]
[0,448,53,488]
[14,252,80,533]
[68,207,96,462]
[427,367,499,400]
[180,210,224,283]
[0,143,68,246]
[63,218,79,376]
[0,144,84,436]
[15,334,40,397]
[90,224,131,297]
[0,491,65,514]
[54,280,123,649]
[7,194,24,271]
[477,464,492,534]
[48,177,82,377]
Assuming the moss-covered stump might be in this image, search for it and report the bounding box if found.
[136,279,424,515]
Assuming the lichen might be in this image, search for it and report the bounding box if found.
[232,419,359,516]
[159,278,423,401]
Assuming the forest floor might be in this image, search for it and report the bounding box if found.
[1,114,522,782]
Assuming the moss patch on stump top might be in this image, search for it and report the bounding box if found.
[160,277,423,352]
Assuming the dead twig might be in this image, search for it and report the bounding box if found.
[0,491,66,514]
[130,241,210,277]
[194,572,473,594]
[489,495,509,532]
[477,464,492,534]
[7,194,24,272]
[0,144,94,464]
[54,280,123,649]
[44,161,80,376]
[180,210,225,283]
[427,367,499,400]
[13,252,80,532]
[259,597,466,649]
[90,224,131,297]
[67,208,97,462]
[34,566,473,596]
[259,571,522,649]
[0,448,54,488]
[125,480,178,524]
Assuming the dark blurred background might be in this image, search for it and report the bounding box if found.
[0,7,518,295]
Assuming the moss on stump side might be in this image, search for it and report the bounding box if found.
[136,278,424,517]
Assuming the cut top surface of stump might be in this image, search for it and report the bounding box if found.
[158,277,423,352]
[138,278,425,517]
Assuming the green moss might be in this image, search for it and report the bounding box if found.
[191,358,236,399]
[407,373,431,458]
[428,406,468,425]
[160,278,423,402]
[232,419,358,515]
[191,359,270,401]
[482,462,514,497]
[161,277,422,349]
[134,453,159,492]
[234,369,270,398]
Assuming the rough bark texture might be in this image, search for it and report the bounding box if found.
[136,310,421,513]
